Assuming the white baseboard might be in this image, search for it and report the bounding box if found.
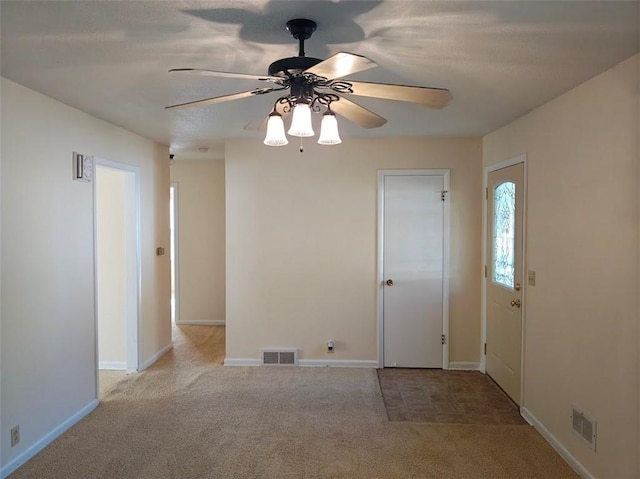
[175,320,225,326]
[99,361,126,370]
[447,362,481,371]
[0,399,99,479]
[224,358,262,366]
[521,406,594,479]
[298,359,378,368]
[139,342,173,371]
[223,358,378,368]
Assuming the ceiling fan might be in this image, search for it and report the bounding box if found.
[166,19,452,147]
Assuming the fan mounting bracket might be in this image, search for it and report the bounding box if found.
[286,19,317,57]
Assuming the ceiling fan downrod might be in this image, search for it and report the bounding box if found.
[286,19,317,57]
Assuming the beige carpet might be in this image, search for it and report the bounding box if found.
[99,370,127,398]
[10,325,578,479]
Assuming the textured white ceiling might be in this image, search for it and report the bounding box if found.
[1,1,638,160]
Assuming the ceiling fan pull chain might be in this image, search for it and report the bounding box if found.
[299,137,304,153]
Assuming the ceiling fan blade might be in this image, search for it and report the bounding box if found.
[169,68,281,83]
[165,87,274,110]
[330,96,387,129]
[304,52,377,81]
[243,117,265,131]
[345,81,453,109]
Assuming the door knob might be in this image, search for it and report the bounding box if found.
[510,299,521,308]
[385,279,394,286]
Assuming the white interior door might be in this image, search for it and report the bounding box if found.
[382,172,447,368]
[486,162,524,404]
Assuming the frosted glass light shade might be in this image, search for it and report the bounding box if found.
[263,113,288,146]
[317,112,342,145]
[288,103,314,137]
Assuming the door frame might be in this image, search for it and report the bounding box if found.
[93,158,142,399]
[170,182,180,324]
[377,169,450,369]
[481,154,527,403]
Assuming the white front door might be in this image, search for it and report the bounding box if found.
[486,162,524,404]
[381,171,448,368]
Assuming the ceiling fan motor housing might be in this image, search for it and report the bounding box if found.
[268,56,323,78]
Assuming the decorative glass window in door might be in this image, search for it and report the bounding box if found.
[493,182,516,288]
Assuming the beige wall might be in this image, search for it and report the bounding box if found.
[96,166,127,366]
[483,54,639,478]
[170,160,225,323]
[225,137,482,364]
[0,78,171,469]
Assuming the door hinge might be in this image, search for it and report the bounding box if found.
[441,334,446,345]
[484,265,487,278]
[484,343,487,355]
[441,190,448,201]
[485,187,488,200]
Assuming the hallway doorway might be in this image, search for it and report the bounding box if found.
[94,161,141,398]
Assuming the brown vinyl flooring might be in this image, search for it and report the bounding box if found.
[377,368,526,425]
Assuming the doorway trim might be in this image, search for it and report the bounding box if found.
[170,182,180,324]
[93,158,142,399]
[377,169,450,369]
[481,154,527,403]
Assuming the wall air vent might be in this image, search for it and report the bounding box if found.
[571,406,597,451]
[261,349,298,366]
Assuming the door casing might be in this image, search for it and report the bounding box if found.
[377,169,450,369]
[170,182,180,325]
[481,154,527,406]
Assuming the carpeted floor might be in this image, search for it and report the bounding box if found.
[99,370,127,398]
[10,325,578,479]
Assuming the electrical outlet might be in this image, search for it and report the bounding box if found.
[11,425,20,447]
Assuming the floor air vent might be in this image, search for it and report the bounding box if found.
[261,349,297,366]
[571,406,597,450]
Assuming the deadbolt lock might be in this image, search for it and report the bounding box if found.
[514,282,521,291]
[385,279,394,286]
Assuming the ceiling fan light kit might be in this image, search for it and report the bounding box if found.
[287,102,315,138]
[263,112,288,146]
[166,18,452,150]
[317,111,342,145]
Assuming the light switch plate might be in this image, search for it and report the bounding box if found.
[528,270,536,286]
